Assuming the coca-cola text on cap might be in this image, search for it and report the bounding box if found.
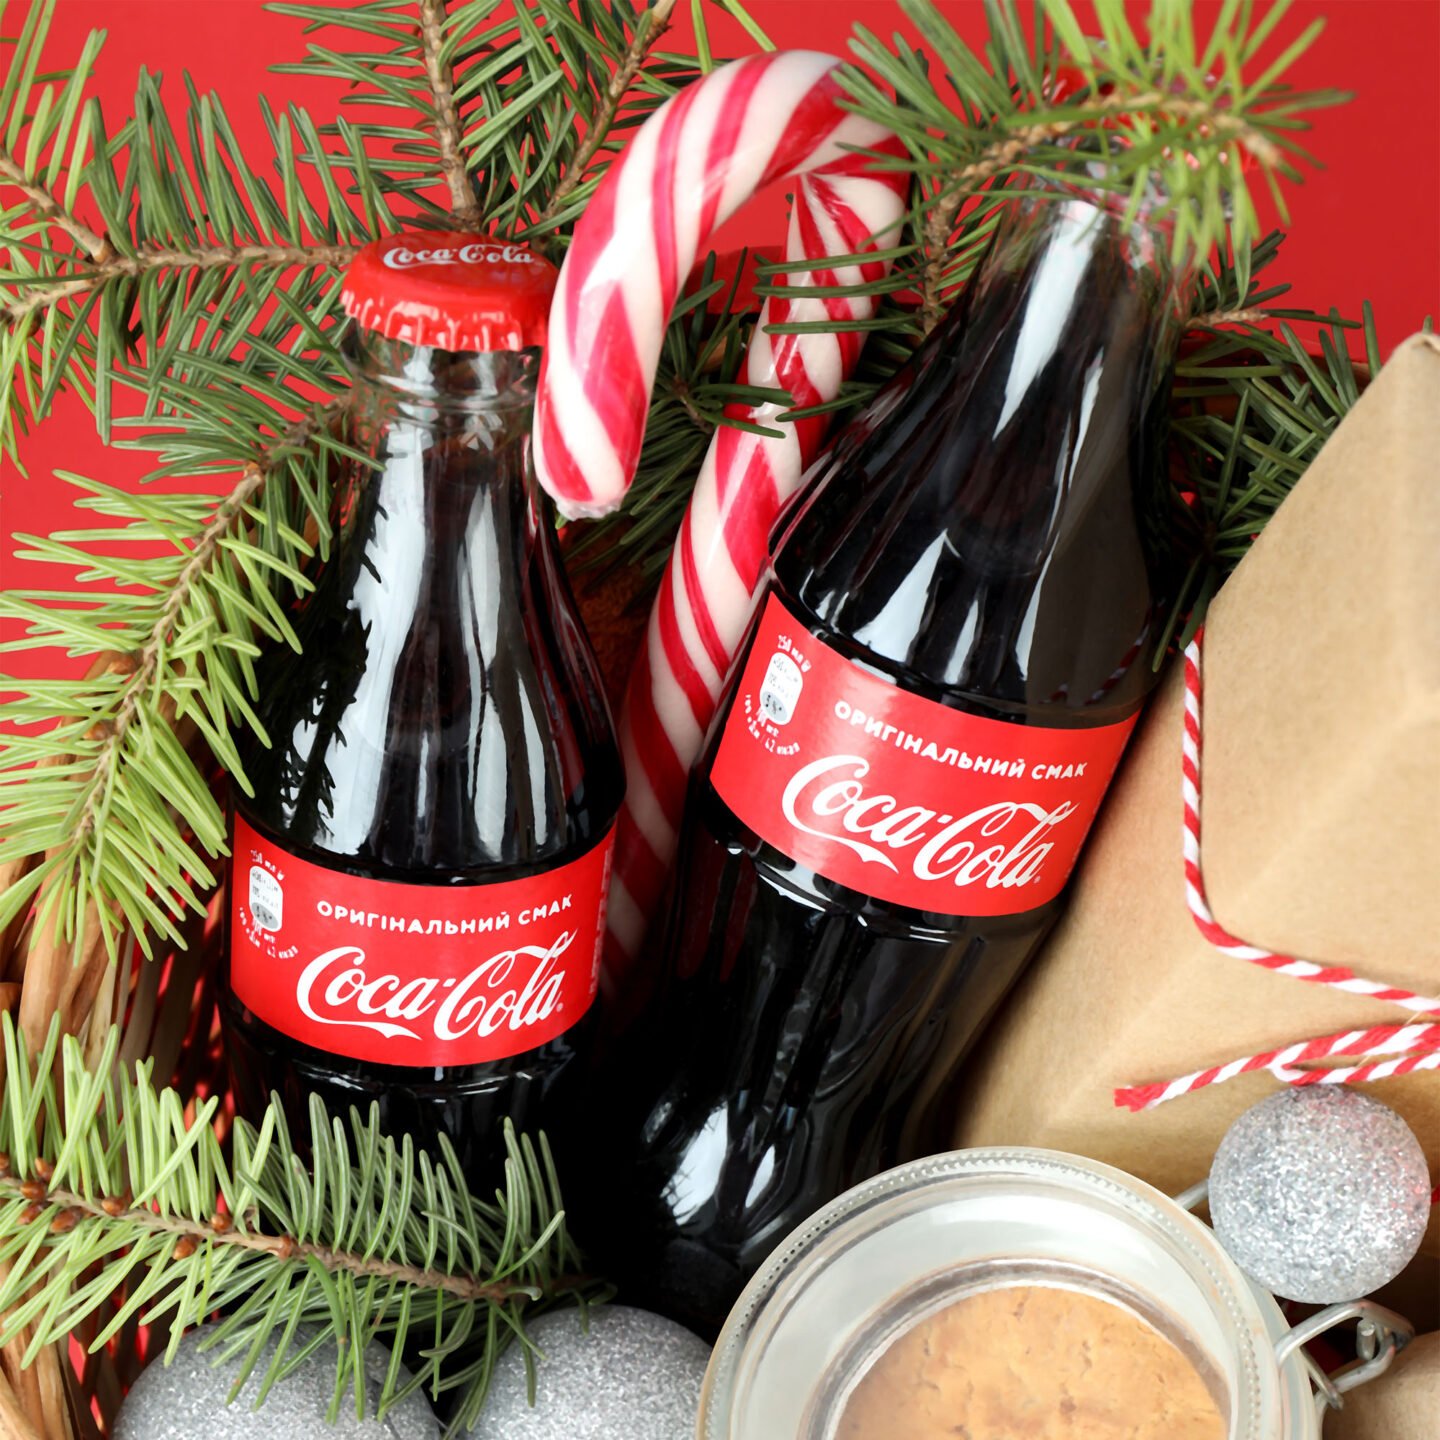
[341,231,559,353]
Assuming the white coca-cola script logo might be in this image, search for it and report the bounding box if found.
[780,755,1076,891]
[295,933,574,1043]
[382,241,533,271]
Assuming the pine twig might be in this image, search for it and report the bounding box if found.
[918,191,964,335]
[418,0,483,228]
[536,0,680,227]
[0,1018,593,1429]
[855,0,1346,340]
[1117,89,1282,169]
[668,376,711,432]
[918,121,1065,333]
[0,150,111,262]
[915,74,1290,335]
[1188,306,1272,329]
[0,1171,556,1309]
[62,406,336,876]
[3,243,355,324]
[0,398,351,961]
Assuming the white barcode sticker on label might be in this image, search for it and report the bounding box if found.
[759,650,804,725]
[249,865,283,932]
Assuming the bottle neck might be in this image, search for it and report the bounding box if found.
[329,336,555,660]
[238,329,620,868]
[344,331,545,545]
[349,329,541,434]
[933,184,1192,406]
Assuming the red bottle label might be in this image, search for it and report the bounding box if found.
[709,594,1138,917]
[228,816,614,1067]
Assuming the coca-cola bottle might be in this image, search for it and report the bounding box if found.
[221,234,622,1182]
[575,186,1189,1331]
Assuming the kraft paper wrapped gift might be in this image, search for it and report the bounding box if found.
[955,333,1440,1252]
[1326,1331,1440,1440]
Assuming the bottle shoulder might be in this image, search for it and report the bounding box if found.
[240,507,620,875]
[771,328,1170,714]
[749,581,1151,733]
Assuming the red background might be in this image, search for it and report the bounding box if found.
[3,0,1439,677]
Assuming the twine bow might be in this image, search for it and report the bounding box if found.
[1115,631,1440,1114]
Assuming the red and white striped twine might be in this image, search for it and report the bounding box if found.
[1114,630,1440,1113]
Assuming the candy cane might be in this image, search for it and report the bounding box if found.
[534,51,908,966]
[1115,632,1440,1112]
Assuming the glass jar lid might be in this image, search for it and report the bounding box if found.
[701,1148,1315,1440]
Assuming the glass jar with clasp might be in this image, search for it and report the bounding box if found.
[701,1150,1412,1440]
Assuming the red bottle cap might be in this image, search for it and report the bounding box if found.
[340,232,559,352]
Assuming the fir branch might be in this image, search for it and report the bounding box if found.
[912,71,1293,334]
[916,121,1068,334]
[3,242,354,324]
[0,1174,548,1309]
[0,150,110,261]
[843,0,1348,307]
[1188,306,1274,330]
[267,0,722,240]
[918,190,963,337]
[535,0,680,229]
[62,463,267,886]
[0,399,352,962]
[1110,88,1282,169]
[0,0,769,446]
[0,1018,595,1432]
[418,0,483,227]
[1,42,375,446]
[0,1,111,453]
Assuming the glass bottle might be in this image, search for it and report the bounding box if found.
[221,234,622,1183]
[574,183,1192,1331]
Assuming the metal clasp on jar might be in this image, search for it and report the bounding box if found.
[1277,1300,1414,1419]
[1177,1180,1416,1419]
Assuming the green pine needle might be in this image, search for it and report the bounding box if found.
[0,407,346,963]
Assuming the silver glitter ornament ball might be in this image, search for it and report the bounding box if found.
[1209,1086,1431,1304]
[113,1324,438,1440]
[467,1305,711,1440]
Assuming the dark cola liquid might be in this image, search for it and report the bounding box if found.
[221,345,621,1181]
[574,195,1184,1333]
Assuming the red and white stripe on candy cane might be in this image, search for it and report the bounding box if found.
[533,50,908,967]
[1114,631,1440,1113]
